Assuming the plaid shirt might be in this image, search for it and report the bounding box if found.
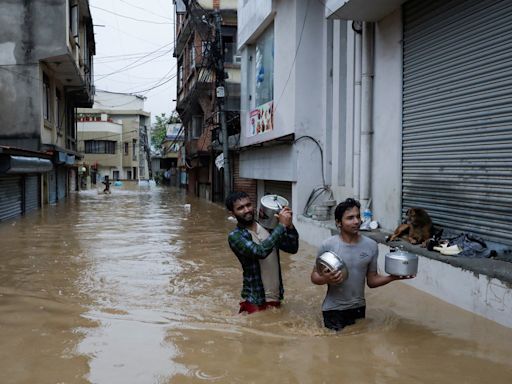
[228,223,299,305]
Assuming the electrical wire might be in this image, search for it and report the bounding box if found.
[91,5,173,25]
[118,0,174,21]
[273,0,311,115]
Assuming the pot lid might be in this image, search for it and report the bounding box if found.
[386,250,418,261]
[260,194,288,210]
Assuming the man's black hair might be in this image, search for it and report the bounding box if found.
[334,198,361,221]
[225,191,250,211]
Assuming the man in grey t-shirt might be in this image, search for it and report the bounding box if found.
[311,198,415,331]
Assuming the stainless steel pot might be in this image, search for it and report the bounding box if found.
[385,250,418,276]
[316,251,349,283]
[258,195,289,229]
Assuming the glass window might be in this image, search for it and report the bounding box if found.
[84,140,116,154]
[43,74,51,121]
[255,25,274,107]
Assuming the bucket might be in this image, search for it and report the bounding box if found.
[258,194,288,229]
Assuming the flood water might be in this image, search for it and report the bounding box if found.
[0,184,511,384]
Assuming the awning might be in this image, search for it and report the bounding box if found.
[325,0,406,21]
[0,155,53,174]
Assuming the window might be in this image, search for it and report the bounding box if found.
[55,89,62,132]
[189,40,195,69]
[178,59,184,89]
[43,74,51,122]
[191,115,203,139]
[132,139,137,160]
[70,3,78,38]
[222,35,236,64]
[255,25,274,107]
[84,140,116,154]
[113,170,120,180]
[124,142,129,155]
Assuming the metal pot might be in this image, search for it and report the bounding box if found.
[316,251,349,283]
[385,250,418,276]
[258,195,289,229]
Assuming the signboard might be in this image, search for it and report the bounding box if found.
[248,100,273,137]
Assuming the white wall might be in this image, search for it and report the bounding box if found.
[371,9,403,231]
[93,91,145,111]
[237,0,273,47]
[240,0,327,219]
[377,243,512,329]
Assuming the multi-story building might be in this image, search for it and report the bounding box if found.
[0,0,95,220]
[151,123,185,186]
[77,90,151,183]
[174,0,255,203]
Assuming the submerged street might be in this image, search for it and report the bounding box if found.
[0,184,511,384]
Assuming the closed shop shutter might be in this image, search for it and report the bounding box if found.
[402,0,512,245]
[24,175,40,213]
[57,167,67,201]
[0,176,22,221]
[49,170,57,204]
[264,180,292,208]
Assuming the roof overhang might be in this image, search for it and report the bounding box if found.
[325,0,406,21]
[0,155,53,174]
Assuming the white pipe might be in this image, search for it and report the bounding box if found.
[360,22,374,209]
[352,29,362,200]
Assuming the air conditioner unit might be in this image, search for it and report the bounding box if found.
[234,55,242,64]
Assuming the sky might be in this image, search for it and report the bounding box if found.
[89,0,176,124]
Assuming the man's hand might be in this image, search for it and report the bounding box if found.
[391,274,416,281]
[324,269,344,285]
[276,207,293,228]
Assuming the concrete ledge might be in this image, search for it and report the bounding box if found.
[297,214,512,286]
[297,214,512,328]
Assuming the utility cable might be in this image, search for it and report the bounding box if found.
[91,5,173,24]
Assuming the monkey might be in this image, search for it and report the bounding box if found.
[387,208,433,246]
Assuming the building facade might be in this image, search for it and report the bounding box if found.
[77,91,151,184]
[174,0,255,202]
[0,0,95,220]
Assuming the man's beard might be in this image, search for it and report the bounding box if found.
[235,212,254,226]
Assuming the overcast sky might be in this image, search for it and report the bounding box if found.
[90,0,176,124]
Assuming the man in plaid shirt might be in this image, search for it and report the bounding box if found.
[225,191,299,314]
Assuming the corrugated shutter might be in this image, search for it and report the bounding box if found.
[57,167,67,201]
[0,176,22,221]
[264,180,292,208]
[49,170,57,204]
[24,175,40,213]
[402,0,512,245]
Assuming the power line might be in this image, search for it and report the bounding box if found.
[274,0,311,114]
[118,0,173,21]
[94,44,174,81]
[91,5,173,25]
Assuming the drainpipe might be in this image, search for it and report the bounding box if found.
[353,27,362,200]
[360,22,374,209]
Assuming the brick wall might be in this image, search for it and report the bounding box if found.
[232,154,257,205]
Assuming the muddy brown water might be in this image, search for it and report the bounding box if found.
[0,184,511,384]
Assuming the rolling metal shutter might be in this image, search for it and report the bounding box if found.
[0,176,22,221]
[402,0,512,245]
[264,181,292,208]
[24,175,40,213]
[57,167,67,201]
[49,170,57,204]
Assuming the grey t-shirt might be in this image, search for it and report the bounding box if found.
[317,235,378,311]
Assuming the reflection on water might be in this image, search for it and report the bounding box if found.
[0,183,511,384]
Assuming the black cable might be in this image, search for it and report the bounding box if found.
[91,5,173,25]
[273,0,311,114]
[294,135,326,187]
